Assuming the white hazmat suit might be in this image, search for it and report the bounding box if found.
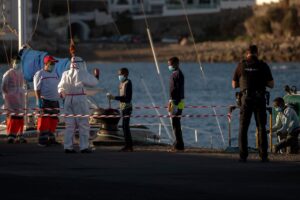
[58,57,98,151]
[1,62,25,112]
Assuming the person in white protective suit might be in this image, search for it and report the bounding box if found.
[58,56,99,153]
[1,55,26,144]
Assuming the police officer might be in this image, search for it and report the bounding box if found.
[107,68,133,152]
[232,45,274,162]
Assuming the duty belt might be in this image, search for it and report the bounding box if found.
[242,90,265,97]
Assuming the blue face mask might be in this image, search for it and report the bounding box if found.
[118,75,126,82]
[168,65,175,72]
[275,107,283,112]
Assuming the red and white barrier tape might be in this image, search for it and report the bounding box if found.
[0,105,229,112]
[0,112,229,118]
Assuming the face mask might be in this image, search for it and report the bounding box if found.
[168,65,175,72]
[13,63,21,70]
[47,64,55,72]
[118,75,126,82]
[275,107,283,112]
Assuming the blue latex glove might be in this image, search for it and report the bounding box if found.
[37,98,43,108]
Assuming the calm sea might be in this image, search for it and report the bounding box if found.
[1,62,299,148]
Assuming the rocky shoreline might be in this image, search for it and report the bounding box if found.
[57,37,300,63]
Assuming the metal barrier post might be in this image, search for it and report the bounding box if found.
[255,128,258,148]
[267,107,273,152]
[158,123,162,143]
[228,105,237,147]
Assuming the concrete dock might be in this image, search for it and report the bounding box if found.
[0,143,300,200]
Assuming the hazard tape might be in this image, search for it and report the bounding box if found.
[0,112,229,118]
[0,105,229,112]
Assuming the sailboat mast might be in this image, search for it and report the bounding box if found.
[18,0,28,129]
[18,0,27,50]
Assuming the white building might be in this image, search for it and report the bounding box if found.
[221,0,254,9]
[108,0,256,18]
[255,0,281,5]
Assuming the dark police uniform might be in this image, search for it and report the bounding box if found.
[170,68,185,150]
[115,78,133,149]
[233,56,273,160]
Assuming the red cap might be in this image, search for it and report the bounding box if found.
[44,55,58,64]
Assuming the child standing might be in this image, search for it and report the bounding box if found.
[107,68,133,152]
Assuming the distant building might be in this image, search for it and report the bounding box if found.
[108,0,255,18]
[255,0,281,5]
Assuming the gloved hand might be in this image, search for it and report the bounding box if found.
[168,100,178,115]
[37,98,43,108]
[172,104,178,115]
[94,68,100,80]
[106,93,115,100]
[60,91,65,99]
[167,101,172,113]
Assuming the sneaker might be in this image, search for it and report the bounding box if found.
[7,138,15,144]
[38,143,48,147]
[65,149,77,154]
[15,136,27,144]
[7,135,16,144]
[119,146,133,152]
[80,148,93,153]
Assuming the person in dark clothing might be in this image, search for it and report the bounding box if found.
[232,45,274,162]
[167,57,185,151]
[107,68,133,152]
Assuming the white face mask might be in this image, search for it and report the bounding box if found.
[13,62,21,70]
[275,107,283,112]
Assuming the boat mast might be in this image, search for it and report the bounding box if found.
[18,0,27,50]
[18,0,29,129]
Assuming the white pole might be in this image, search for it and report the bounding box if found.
[195,129,198,143]
[140,77,173,143]
[18,0,28,129]
[146,28,175,140]
[18,0,27,50]
[158,123,161,137]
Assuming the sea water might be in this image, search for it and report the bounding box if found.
[0,62,299,148]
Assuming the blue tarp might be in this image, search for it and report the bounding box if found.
[20,48,70,82]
